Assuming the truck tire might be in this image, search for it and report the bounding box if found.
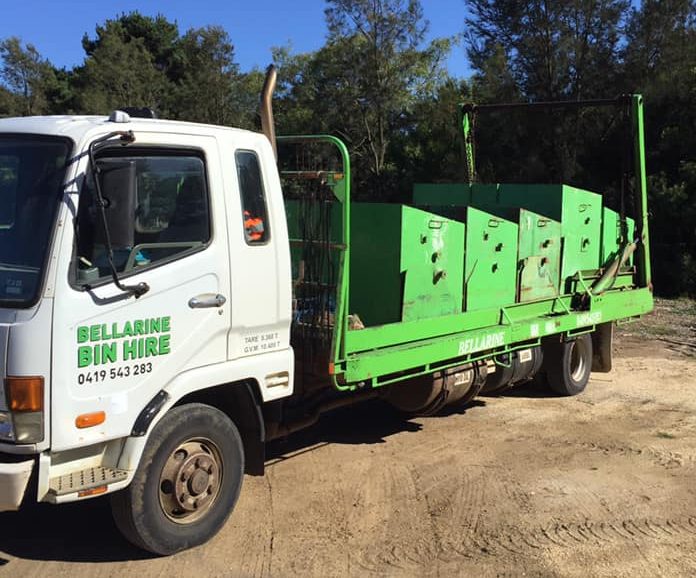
[111,403,244,555]
[544,334,593,396]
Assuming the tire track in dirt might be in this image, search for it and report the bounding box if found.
[223,475,275,578]
[347,454,510,573]
[349,460,539,572]
[556,439,692,469]
[508,435,694,470]
[341,434,696,573]
[349,514,696,573]
[460,516,696,557]
[409,460,491,564]
[348,457,433,574]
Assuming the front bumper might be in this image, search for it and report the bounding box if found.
[0,458,34,511]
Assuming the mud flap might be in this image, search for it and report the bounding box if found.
[591,322,613,373]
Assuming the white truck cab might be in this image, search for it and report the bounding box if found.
[0,111,294,553]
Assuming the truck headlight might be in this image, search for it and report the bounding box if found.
[4,377,44,444]
[13,412,43,443]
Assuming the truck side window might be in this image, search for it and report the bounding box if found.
[75,153,210,285]
[236,150,270,244]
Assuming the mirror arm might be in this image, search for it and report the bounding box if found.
[86,131,149,299]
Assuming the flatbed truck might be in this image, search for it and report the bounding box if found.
[0,69,652,554]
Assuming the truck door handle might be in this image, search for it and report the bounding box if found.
[188,293,226,309]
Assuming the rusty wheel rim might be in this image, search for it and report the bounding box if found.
[158,438,223,524]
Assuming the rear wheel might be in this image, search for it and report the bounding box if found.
[111,403,244,555]
[544,334,593,396]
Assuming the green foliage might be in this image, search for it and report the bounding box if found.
[82,12,180,75]
[465,0,696,296]
[78,28,168,114]
[0,86,14,116]
[0,37,56,115]
[170,26,239,125]
[0,3,694,294]
[466,0,629,100]
[623,0,696,296]
[393,77,472,186]
[275,0,451,199]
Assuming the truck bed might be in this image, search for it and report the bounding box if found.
[279,135,652,391]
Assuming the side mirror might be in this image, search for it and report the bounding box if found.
[95,159,136,249]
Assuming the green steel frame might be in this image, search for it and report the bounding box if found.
[281,95,653,392]
[277,134,352,386]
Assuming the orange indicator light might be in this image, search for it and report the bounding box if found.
[6,377,44,412]
[78,485,107,498]
[75,411,106,429]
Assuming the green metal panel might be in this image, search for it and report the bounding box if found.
[601,207,635,265]
[350,204,402,326]
[400,207,465,322]
[349,204,465,327]
[517,209,562,302]
[558,186,602,282]
[464,207,518,310]
[471,183,602,286]
[412,183,470,207]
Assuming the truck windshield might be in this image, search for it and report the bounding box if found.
[0,135,71,307]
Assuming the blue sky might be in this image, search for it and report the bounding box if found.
[0,0,472,77]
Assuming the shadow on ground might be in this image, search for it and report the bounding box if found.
[493,378,558,399]
[0,398,485,564]
[267,398,488,462]
[0,497,151,564]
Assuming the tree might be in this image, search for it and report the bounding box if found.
[0,37,55,115]
[371,76,471,192]
[622,0,696,295]
[463,1,633,188]
[273,1,449,198]
[465,0,629,101]
[82,12,180,76]
[76,14,258,126]
[325,1,448,186]
[77,13,185,115]
[43,67,80,114]
[78,28,168,114]
[171,26,245,126]
[0,85,14,116]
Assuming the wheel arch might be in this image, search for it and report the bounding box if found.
[174,380,266,476]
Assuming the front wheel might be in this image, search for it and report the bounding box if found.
[111,403,244,555]
[544,333,593,396]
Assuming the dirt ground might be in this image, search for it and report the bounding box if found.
[2,299,696,577]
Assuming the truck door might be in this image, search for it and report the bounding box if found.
[51,134,231,451]
[221,136,292,364]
